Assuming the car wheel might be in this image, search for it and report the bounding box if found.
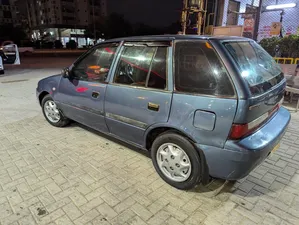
[0,70,4,75]
[41,94,70,127]
[151,132,202,190]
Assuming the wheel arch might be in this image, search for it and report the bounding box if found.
[38,91,50,105]
[144,125,196,151]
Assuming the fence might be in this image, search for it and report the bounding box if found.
[274,58,299,65]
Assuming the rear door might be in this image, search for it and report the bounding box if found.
[105,41,172,146]
[223,40,285,124]
[170,40,238,148]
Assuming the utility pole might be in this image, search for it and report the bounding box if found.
[92,0,96,43]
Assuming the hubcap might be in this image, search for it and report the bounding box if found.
[156,143,191,182]
[43,100,61,123]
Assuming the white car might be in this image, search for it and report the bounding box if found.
[0,44,21,74]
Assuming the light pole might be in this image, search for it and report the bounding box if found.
[92,0,96,43]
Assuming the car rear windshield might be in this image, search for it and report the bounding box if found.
[223,41,284,96]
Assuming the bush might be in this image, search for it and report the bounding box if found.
[259,37,280,57]
[54,40,63,49]
[35,40,41,49]
[66,40,77,49]
[260,35,299,58]
[42,41,54,49]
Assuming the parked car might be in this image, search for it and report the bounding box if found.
[0,44,21,74]
[36,35,290,190]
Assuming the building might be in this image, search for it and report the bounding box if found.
[15,0,107,46]
[0,0,20,26]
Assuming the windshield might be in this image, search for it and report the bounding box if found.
[224,41,284,96]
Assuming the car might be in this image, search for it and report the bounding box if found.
[0,44,21,74]
[36,35,291,190]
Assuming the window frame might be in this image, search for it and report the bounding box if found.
[70,42,121,84]
[173,40,237,99]
[110,41,170,92]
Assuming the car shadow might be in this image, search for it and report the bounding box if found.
[66,121,150,158]
[65,121,289,198]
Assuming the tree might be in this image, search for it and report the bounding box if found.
[0,25,27,46]
[133,23,163,36]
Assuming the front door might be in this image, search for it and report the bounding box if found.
[55,43,120,132]
[105,41,172,146]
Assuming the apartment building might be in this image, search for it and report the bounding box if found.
[15,0,107,45]
[0,0,20,26]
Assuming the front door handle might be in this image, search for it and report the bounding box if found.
[148,102,159,111]
[92,91,100,99]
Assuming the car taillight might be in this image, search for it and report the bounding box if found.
[229,100,282,140]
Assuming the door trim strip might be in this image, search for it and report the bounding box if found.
[105,112,147,129]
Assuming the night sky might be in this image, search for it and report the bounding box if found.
[108,0,182,27]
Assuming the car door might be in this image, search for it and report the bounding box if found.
[105,41,172,146]
[55,42,120,133]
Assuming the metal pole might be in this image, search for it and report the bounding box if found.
[92,0,96,42]
[197,0,204,35]
[202,0,208,34]
[253,0,262,40]
[181,0,188,34]
[213,0,218,26]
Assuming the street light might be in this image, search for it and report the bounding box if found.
[265,3,296,10]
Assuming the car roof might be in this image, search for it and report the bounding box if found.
[101,35,251,43]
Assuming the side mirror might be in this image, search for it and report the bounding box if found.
[62,67,71,78]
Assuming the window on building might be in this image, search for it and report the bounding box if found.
[3,11,12,18]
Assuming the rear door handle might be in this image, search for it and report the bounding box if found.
[92,91,100,99]
[148,102,159,111]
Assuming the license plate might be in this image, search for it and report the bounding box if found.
[271,143,280,154]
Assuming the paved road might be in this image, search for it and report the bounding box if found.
[0,67,299,225]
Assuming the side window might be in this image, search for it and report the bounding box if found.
[114,44,167,90]
[72,44,118,82]
[148,47,167,89]
[174,41,234,96]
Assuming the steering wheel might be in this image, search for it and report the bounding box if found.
[124,64,135,83]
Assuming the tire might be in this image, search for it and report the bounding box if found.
[41,94,70,127]
[0,70,4,75]
[151,132,202,190]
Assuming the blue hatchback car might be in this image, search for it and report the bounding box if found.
[37,35,290,190]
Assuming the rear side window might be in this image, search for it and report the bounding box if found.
[174,41,234,96]
[224,41,284,96]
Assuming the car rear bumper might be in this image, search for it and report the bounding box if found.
[196,107,291,180]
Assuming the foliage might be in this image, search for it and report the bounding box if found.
[259,37,280,56]
[54,40,63,49]
[103,13,133,39]
[66,40,77,49]
[43,41,54,49]
[260,35,299,58]
[0,25,27,46]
